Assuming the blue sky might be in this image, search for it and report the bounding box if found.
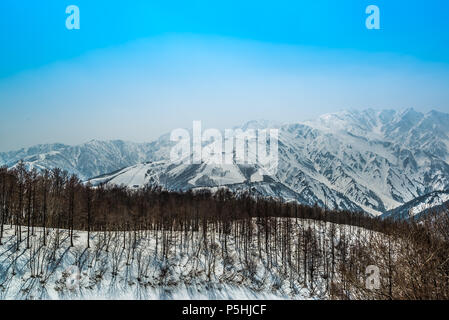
[1,0,449,151]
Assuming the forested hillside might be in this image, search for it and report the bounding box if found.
[1,164,449,299]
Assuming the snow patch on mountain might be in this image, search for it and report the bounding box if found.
[382,190,449,220]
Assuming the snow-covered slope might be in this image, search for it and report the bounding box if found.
[0,219,378,300]
[3,109,449,216]
[88,161,364,212]
[289,109,449,215]
[381,190,449,220]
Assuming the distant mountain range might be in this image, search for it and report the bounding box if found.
[2,108,449,218]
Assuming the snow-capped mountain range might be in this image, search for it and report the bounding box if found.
[2,108,449,217]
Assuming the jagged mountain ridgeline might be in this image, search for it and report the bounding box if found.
[1,108,449,217]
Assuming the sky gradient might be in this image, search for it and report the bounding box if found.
[1,0,449,151]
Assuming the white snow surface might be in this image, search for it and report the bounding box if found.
[0,219,373,300]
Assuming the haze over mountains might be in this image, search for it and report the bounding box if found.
[2,108,449,218]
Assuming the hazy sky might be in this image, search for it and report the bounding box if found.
[1,0,449,151]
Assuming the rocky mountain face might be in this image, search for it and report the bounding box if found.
[381,190,449,220]
[0,136,174,181]
[2,108,449,217]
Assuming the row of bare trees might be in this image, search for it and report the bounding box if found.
[0,162,385,243]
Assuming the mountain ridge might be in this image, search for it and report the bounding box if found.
[2,108,449,217]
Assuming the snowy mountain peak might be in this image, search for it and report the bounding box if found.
[237,119,282,131]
